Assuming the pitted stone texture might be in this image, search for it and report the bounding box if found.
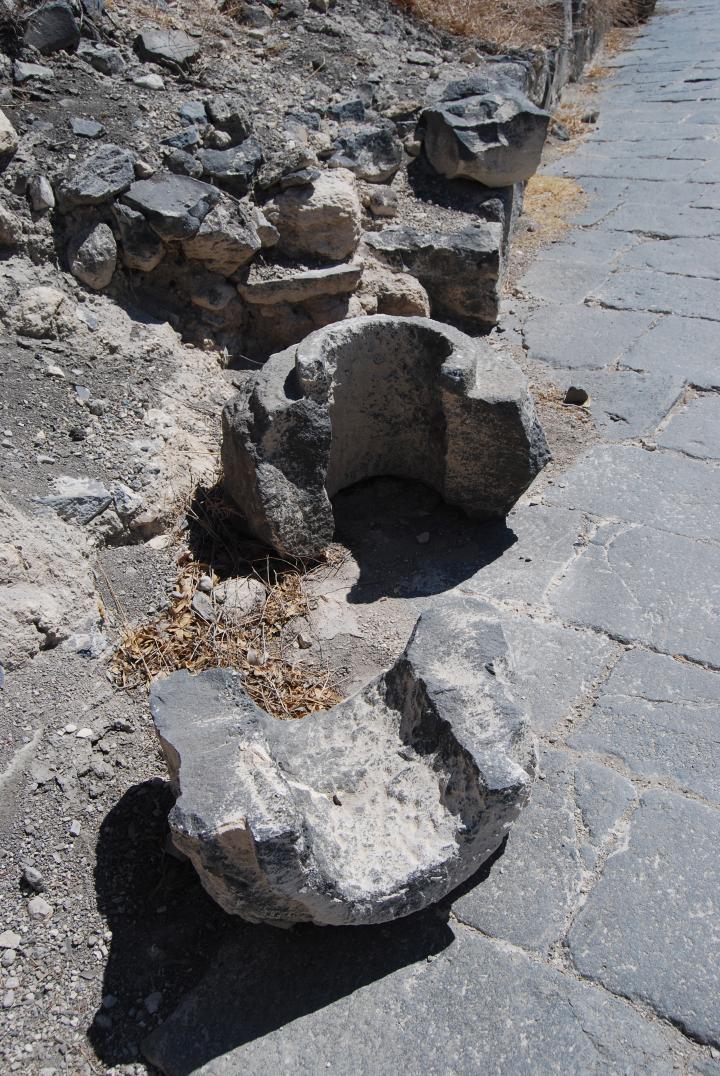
[570,649,720,803]
[568,791,720,1046]
[122,173,221,240]
[221,316,549,558]
[364,224,502,327]
[423,90,550,187]
[151,597,536,927]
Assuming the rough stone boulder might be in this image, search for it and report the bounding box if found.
[328,125,404,184]
[111,204,165,272]
[135,27,201,67]
[68,223,117,290]
[23,0,80,54]
[263,168,362,263]
[422,89,550,187]
[222,315,549,557]
[364,224,503,327]
[150,595,536,926]
[196,139,263,197]
[55,144,136,210]
[122,173,221,240]
[181,199,262,276]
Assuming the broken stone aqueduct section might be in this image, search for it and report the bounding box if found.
[2,0,720,1070]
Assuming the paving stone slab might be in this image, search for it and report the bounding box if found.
[461,504,584,608]
[547,154,699,182]
[570,649,720,803]
[548,367,685,440]
[620,314,720,389]
[574,759,637,848]
[551,522,720,664]
[658,392,720,457]
[568,790,720,1046]
[518,261,611,304]
[602,202,720,238]
[499,616,618,735]
[452,748,582,954]
[523,304,655,370]
[545,443,720,541]
[143,915,684,1076]
[619,236,720,279]
[592,268,720,320]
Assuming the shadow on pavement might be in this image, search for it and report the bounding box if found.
[91,778,509,1073]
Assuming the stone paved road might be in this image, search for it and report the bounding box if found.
[145,3,720,1072]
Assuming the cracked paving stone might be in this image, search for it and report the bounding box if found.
[625,179,718,206]
[618,236,720,279]
[452,748,583,954]
[591,268,720,320]
[620,314,720,389]
[498,616,618,736]
[574,759,637,848]
[601,201,720,238]
[568,790,720,1046]
[569,649,720,803]
[549,368,685,440]
[550,522,720,665]
[517,261,611,304]
[546,153,700,182]
[544,443,720,542]
[657,393,720,458]
[142,913,685,1075]
[461,504,584,608]
[522,305,655,370]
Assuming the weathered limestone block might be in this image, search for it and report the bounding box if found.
[237,261,363,305]
[151,595,536,926]
[222,315,549,557]
[263,169,362,263]
[364,224,503,327]
[423,89,550,187]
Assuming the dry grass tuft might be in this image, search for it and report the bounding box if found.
[112,555,343,719]
[522,174,587,246]
[112,479,346,720]
[393,0,649,49]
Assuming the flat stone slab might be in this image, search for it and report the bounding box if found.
[603,201,720,237]
[551,521,720,664]
[574,759,637,849]
[570,649,720,803]
[453,747,583,954]
[620,314,720,389]
[592,268,720,320]
[237,262,363,305]
[545,443,720,541]
[568,791,720,1045]
[619,236,720,279]
[522,304,655,370]
[135,27,201,67]
[657,393,720,457]
[518,260,611,304]
[547,368,685,440]
[497,616,618,736]
[462,503,584,608]
[143,919,684,1075]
